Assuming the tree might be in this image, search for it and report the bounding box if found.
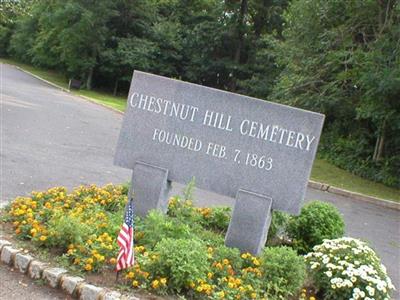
[272,0,400,186]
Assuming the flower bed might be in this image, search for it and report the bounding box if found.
[1,184,395,300]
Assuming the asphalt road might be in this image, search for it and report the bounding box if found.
[1,63,399,299]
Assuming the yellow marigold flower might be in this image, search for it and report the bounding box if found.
[39,236,47,242]
[87,240,93,245]
[215,262,223,269]
[207,272,213,279]
[160,278,167,285]
[132,280,139,288]
[30,228,37,234]
[151,280,159,289]
[252,258,260,266]
[126,272,134,279]
[84,264,93,271]
[217,291,225,298]
[241,253,249,259]
[109,258,116,264]
[196,286,203,292]
[86,258,94,264]
[309,297,316,300]
[222,259,229,265]
[189,282,195,288]
[250,293,257,299]
[228,282,235,289]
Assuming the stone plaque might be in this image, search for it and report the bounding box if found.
[115,71,324,215]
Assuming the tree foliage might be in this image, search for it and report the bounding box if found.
[2,0,399,186]
[272,0,400,187]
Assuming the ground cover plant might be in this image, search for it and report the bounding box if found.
[305,238,395,300]
[1,184,395,299]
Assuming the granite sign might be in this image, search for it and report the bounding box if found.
[115,71,325,254]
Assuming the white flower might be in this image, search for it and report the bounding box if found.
[325,271,333,278]
[366,286,375,296]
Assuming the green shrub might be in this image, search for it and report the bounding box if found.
[137,211,196,248]
[46,211,92,249]
[150,238,209,292]
[167,196,203,225]
[212,244,242,270]
[288,201,345,253]
[267,210,290,245]
[201,207,231,232]
[260,246,306,299]
[305,237,395,300]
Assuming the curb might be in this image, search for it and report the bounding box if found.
[10,63,400,212]
[14,65,124,116]
[307,180,400,211]
[0,238,140,300]
[15,66,70,93]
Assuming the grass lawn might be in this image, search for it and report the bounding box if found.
[311,159,399,202]
[2,57,399,202]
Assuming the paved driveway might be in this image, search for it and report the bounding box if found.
[1,63,399,298]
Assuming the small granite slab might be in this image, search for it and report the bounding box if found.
[14,252,34,273]
[28,260,48,279]
[79,283,104,300]
[0,239,12,252]
[61,275,85,296]
[42,267,68,288]
[1,246,20,265]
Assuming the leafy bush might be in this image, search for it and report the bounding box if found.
[260,246,306,299]
[212,244,242,270]
[267,210,290,245]
[45,211,92,249]
[5,185,320,298]
[200,206,231,232]
[150,238,209,292]
[288,201,345,253]
[167,196,202,224]
[137,211,197,249]
[6,184,126,272]
[305,237,395,300]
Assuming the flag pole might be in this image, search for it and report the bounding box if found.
[116,270,120,282]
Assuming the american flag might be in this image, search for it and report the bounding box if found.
[116,200,134,271]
